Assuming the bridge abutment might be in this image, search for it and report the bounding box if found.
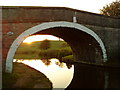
[85,25,120,65]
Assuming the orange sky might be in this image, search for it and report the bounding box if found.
[23,35,63,44]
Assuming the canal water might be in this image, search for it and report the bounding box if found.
[66,63,120,89]
[13,59,120,89]
[13,59,74,88]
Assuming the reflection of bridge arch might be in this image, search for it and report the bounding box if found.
[6,21,107,73]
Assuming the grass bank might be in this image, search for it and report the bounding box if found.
[14,41,74,62]
[2,62,52,89]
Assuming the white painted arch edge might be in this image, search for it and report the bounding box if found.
[6,21,108,73]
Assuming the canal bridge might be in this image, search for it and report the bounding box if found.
[2,6,120,73]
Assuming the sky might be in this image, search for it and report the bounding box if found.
[1,0,116,43]
[1,0,116,13]
[23,35,63,44]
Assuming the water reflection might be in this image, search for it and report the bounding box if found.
[66,63,72,69]
[66,63,120,89]
[41,59,51,66]
[13,59,74,89]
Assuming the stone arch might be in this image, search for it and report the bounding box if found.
[6,21,107,73]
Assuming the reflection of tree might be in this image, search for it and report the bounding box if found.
[41,59,73,69]
[55,61,65,68]
[41,59,51,66]
[66,63,72,69]
[16,59,18,62]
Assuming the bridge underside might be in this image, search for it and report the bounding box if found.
[34,27,103,64]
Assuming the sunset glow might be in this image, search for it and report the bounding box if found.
[23,35,63,44]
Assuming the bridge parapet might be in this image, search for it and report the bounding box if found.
[2,6,120,28]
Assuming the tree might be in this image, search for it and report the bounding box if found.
[100,0,120,17]
[39,39,50,50]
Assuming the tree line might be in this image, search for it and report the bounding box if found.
[100,0,120,17]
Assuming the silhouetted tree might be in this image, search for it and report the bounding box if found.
[100,0,120,17]
[39,39,50,50]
